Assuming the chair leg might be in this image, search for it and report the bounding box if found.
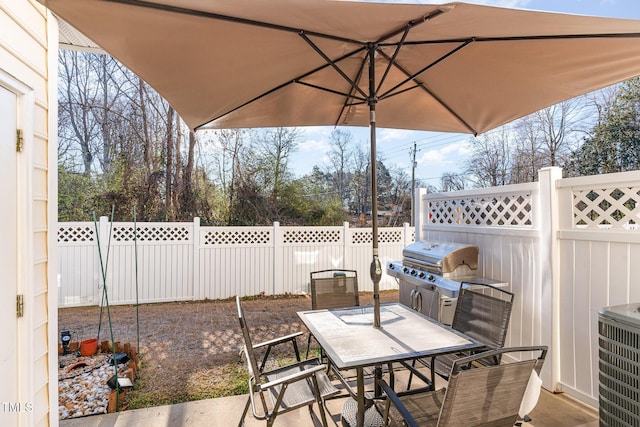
[238,395,251,427]
[311,376,329,427]
[406,359,416,390]
[306,333,313,359]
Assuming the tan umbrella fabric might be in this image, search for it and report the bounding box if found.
[40,0,640,329]
[42,0,640,134]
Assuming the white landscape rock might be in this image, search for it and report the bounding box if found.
[58,353,131,419]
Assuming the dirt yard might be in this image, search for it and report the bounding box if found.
[58,291,399,410]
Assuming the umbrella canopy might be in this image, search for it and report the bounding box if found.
[46,0,640,133]
[41,0,640,326]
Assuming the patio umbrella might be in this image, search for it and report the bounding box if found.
[41,0,640,327]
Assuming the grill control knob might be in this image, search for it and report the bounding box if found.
[403,267,409,274]
[418,271,425,279]
[388,263,394,270]
[410,269,417,276]
[427,274,435,282]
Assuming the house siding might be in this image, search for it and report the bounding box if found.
[0,0,56,426]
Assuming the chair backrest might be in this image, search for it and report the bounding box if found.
[310,269,359,310]
[437,346,547,427]
[236,296,262,380]
[452,282,514,349]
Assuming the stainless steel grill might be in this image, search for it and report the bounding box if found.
[387,241,506,324]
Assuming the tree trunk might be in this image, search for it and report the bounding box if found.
[165,106,175,220]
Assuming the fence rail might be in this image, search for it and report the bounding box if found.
[57,220,414,307]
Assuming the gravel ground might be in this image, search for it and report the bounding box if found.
[57,291,399,411]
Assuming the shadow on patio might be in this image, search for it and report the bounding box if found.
[59,384,598,427]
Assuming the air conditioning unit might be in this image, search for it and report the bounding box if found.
[598,304,640,426]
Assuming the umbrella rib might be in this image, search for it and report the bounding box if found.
[194,45,368,130]
[294,80,366,102]
[374,6,452,45]
[390,32,640,47]
[376,26,412,100]
[299,32,368,99]
[376,46,478,135]
[478,33,640,42]
[372,6,451,99]
[335,57,368,127]
[378,38,473,101]
[102,0,364,45]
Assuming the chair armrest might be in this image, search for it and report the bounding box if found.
[260,363,326,390]
[254,332,304,369]
[253,332,303,350]
[377,379,420,427]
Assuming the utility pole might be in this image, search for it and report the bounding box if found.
[410,141,419,226]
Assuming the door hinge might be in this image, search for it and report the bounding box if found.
[16,129,24,152]
[17,294,24,318]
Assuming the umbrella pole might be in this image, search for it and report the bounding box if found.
[368,43,382,329]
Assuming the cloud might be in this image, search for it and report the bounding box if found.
[298,127,332,153]
[417,139,472,166]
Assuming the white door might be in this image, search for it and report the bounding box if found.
[0,84,19,425]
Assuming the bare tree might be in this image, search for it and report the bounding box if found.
[255,127,300,199]
[534,99,587,167]
[58,50,102,174]
[327,129,354,205]
[350,144,370,218]
[511,115,543,183]
[440,172,466,192]
[465,129,512,188]
[211,129,249,223]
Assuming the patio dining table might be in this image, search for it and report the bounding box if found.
[297,302,483,427]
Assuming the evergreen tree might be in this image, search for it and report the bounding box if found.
[569,78,640,175]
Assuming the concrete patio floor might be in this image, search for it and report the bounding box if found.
[60,383,599,427]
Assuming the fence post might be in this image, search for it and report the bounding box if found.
[538,166,562,391]
[343,221,350,269]
[192,217,200,300]
[273,221,281,296]
[414,188,427,242]
[403,222,411,246]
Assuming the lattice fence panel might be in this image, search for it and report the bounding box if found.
[573,186,640,229]
[427,193,533,227]
[113,225,191,242]
[58,225,95,242]
[202,229,272,245]
[283,229,341,244]
[351,229,372,245]
[378,228,404,244]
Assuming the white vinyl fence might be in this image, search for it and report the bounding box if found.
[416,167,640,409]
[57,220,414,307]
[58,167,640,409]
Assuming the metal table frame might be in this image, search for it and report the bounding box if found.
[297,303,482,427]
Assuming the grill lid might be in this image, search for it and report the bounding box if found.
[402,241,479,274]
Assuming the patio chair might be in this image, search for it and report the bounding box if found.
[406,282,514,390]
[236,296,339,427]
[376,346,548,427]
[305,269,359,358]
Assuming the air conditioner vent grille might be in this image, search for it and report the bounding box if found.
[599,305,640,427]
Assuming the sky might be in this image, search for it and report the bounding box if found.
[288,0,640,186]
